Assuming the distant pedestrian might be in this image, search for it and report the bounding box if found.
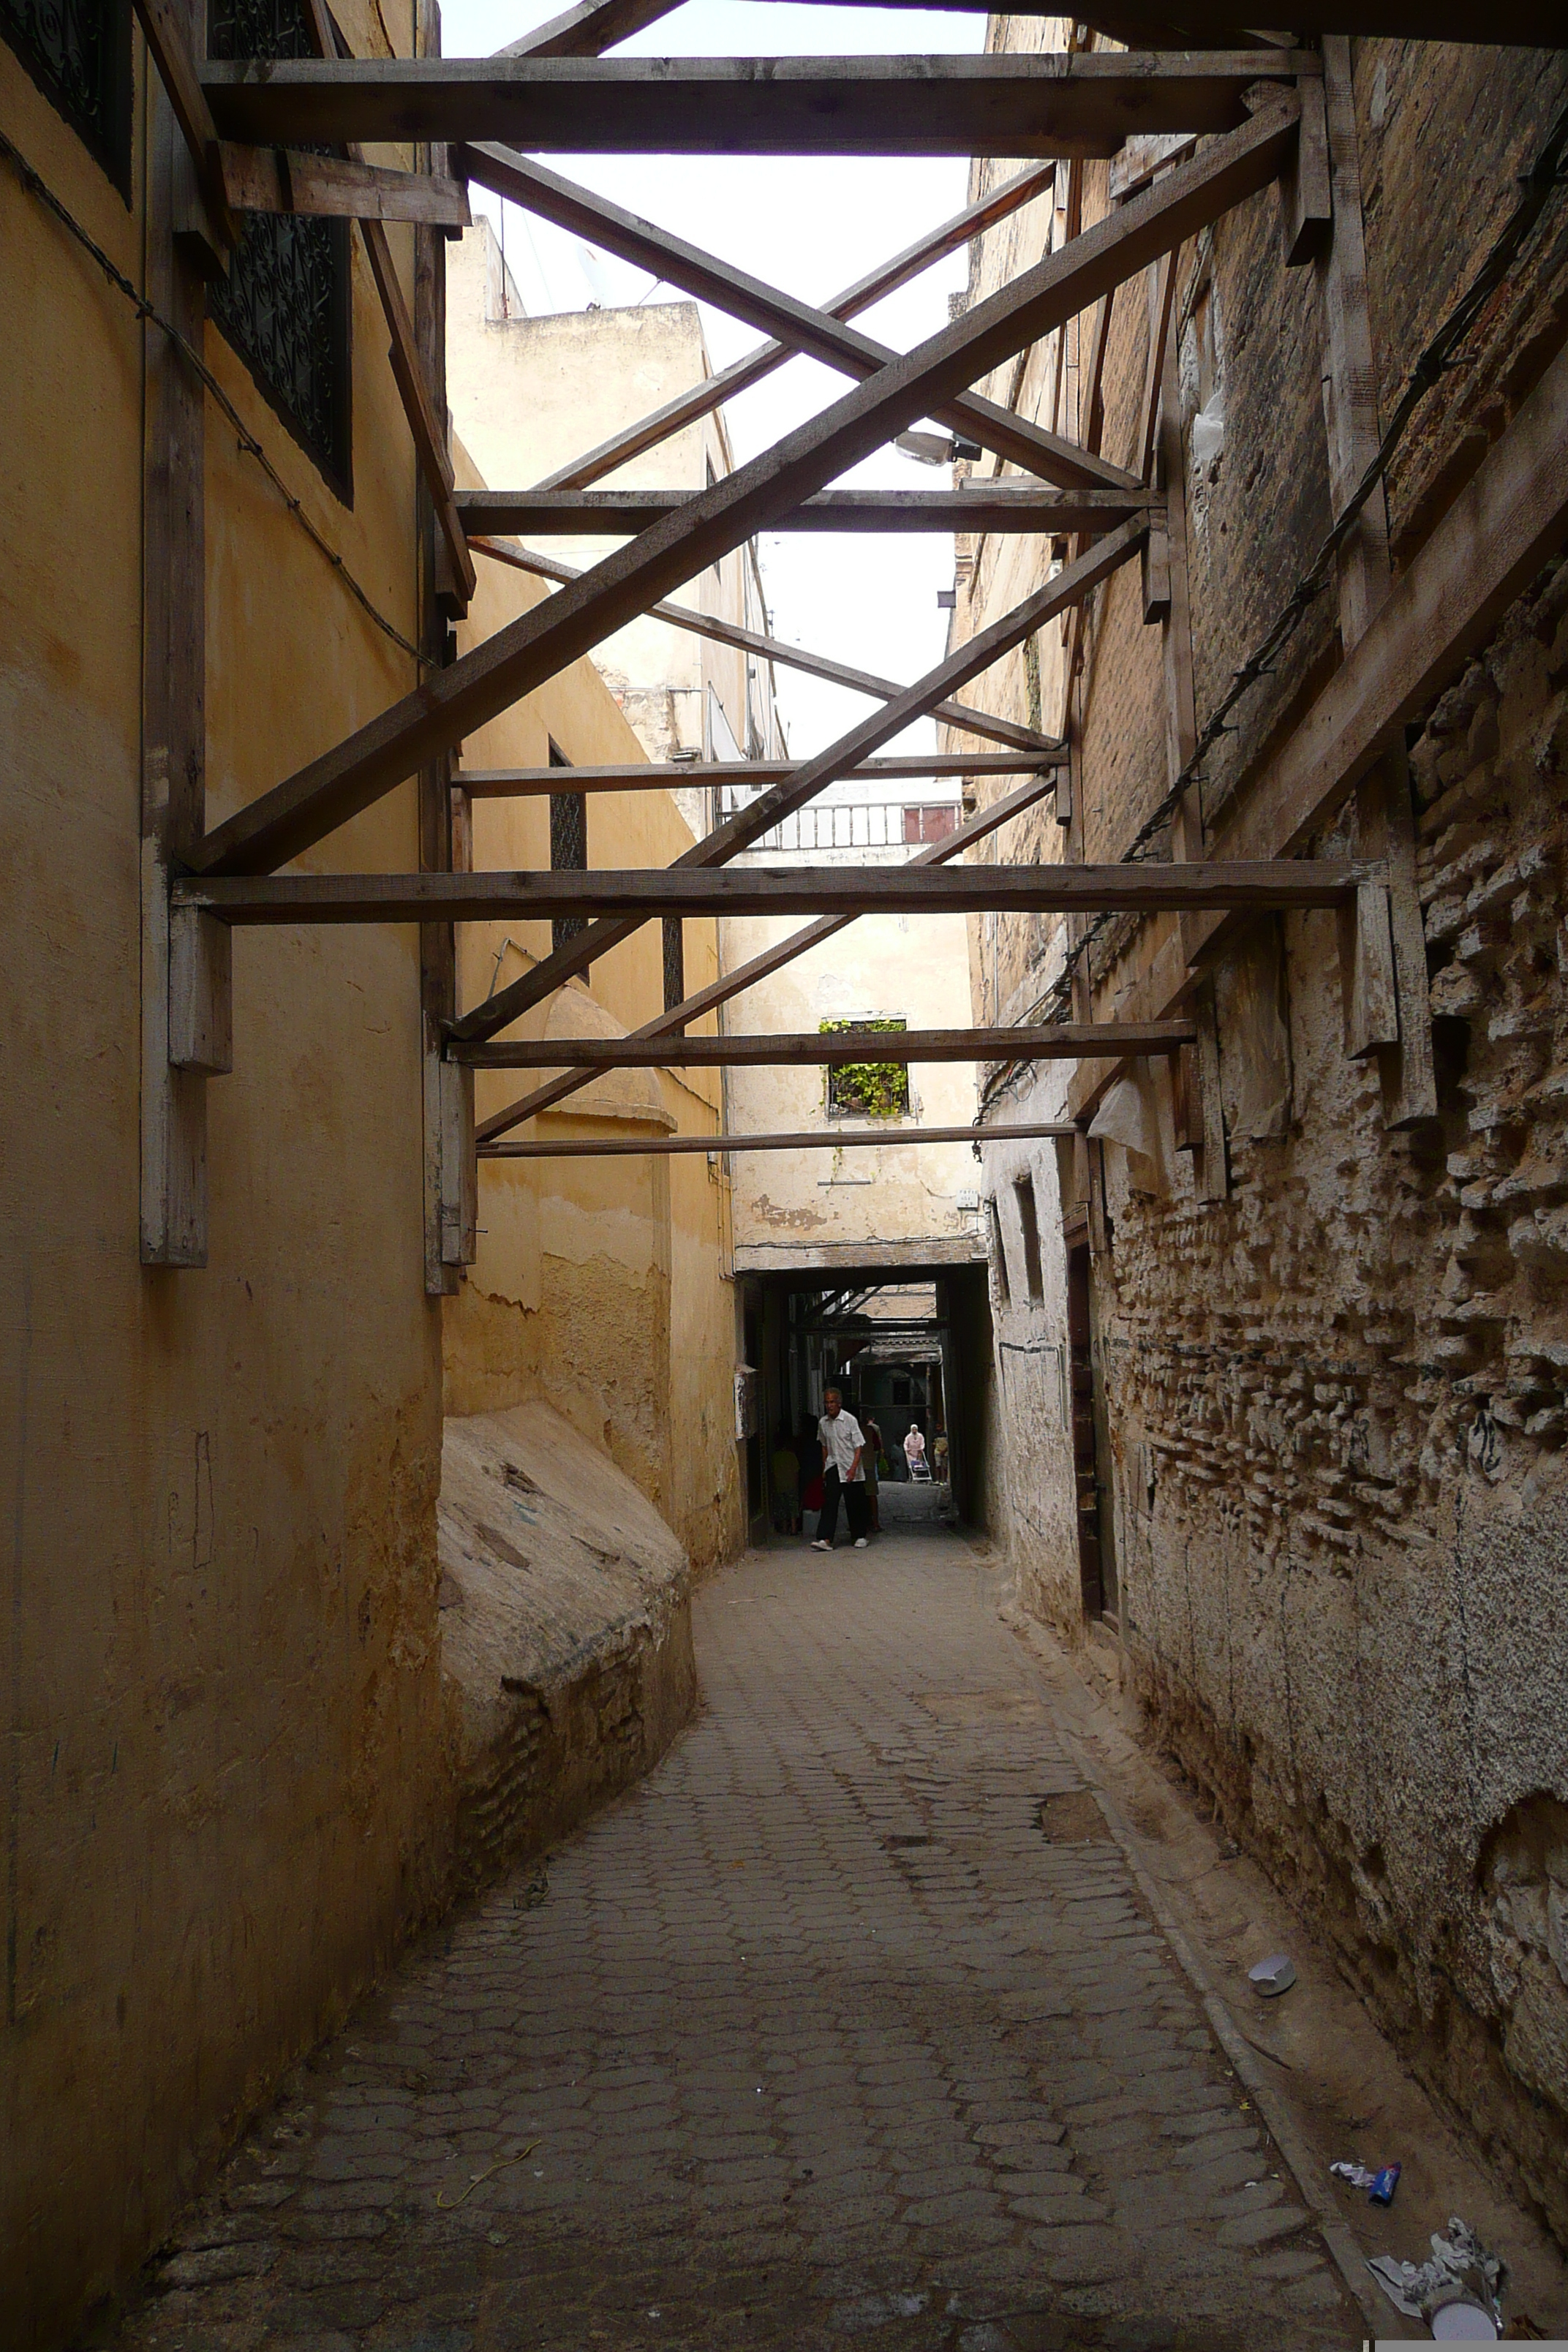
[812,1387,870,1550]
[932,1428,949,1483]
[905,1423,930,1481]
[861,1415,884,1533]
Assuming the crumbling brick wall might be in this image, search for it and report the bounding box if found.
[960,23,1568,2244]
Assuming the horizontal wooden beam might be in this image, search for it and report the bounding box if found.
[463,146,1139,494]
[459,487,1158,537]
[202,52,1314,156]
[804,0,1567,40]
[480,1122,1077,1159]
[453,1022,1196,1068]
[218,142,471,224]
[456,754,1050,796]
[188,99,1299,878]
[176,859,1365,926]
[472,538,1063,758]
[536,161,1058,495]
[1066,325,1568,1126]
[475,767,1067,1143]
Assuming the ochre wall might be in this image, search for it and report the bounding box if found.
[440,491,745,1570]
[1,10,453,2345]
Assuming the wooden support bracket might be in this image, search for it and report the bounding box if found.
[1278,71,1331,267]
[218,143,472,225]
[439,1059,478,1267]
[169,905,234,1073]
[1338,874,1398,1058]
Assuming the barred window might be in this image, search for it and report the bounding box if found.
[548,739,588,963]
[207,0,353,498]
[1,0,133,194]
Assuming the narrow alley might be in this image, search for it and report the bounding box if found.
[109,1513,1372,2351]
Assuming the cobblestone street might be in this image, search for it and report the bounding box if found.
[110,1523,1360,2351]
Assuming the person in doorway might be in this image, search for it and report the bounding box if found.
[931,1427,949,1483]
[904,1422,929,1480]
[861,1414,884,1534]
[812,1387,870,1550]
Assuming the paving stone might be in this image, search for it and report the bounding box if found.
[108,1531,1352,2350]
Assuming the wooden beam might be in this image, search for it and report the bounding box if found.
[141,1,216,1265]
[756,0,1565,36]
[463,146,1140,495]
[218,143,471,225]
[131,0,237,248]
[456,754,1053,796]
[189,100,1300,881]
[176,859,1365,926]
[481,1123,1079,1160]
[452,1022,1198,1068]
[459,523,1150,1043]
[472,538,1064,758]
[358,217,476,606]
[496,0,684,57]
[535,162,1058,494]
[1069,326,1568,1116]
[202,51,1316,156]
[459,487,1158,536]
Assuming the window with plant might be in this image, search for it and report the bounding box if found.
[822,1018,910,1120]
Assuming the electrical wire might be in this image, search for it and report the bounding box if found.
[0,124,431,671]
[978,89,1568,1115]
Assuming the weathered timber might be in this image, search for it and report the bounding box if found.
[535,162,1058,494]
[201,51,1315,155]
[189,101,1300,879]
[452,1022,1196,1069]
[176,860,1366,926]
[1066,330,1568,1123]
[475,767,1065,1142]
[219,142,471,224]
[481,1123,1078,1159]
[799,0,1566,39]
[459,487,1157,535]
[496,0,683,56]
[472,538,1063,758]
[132,0,236,246]
[456,753,1052,796]
[463,146,1139,494]
[459,521,1150,1043]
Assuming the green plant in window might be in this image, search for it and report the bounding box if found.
[821,1019,909,1119]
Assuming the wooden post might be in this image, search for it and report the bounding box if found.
[142,1,217,1267]
[415,0,464,1295]
[1317,36,1436,1128]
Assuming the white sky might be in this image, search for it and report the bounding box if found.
[440,0,988,759]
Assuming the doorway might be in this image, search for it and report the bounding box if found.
[1065,1237,1117,1624]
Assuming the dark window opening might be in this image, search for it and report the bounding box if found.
[662,917,685,1015]
[822,1017,909,1120]
[208,0,353,500]
[1,0,132,194]
[989,1200,1010,1304]
[1014,1175,1044,1301]
[548,739,588,965]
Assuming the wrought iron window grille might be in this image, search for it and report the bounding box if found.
[206,0,353,501]
[1,0,133,195]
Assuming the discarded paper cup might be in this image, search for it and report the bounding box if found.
[1248,1953,1297,1997]
[1428,2299,1499,2340]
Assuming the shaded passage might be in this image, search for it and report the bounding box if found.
[114,1528,1357,2349]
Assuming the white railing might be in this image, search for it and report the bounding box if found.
[720,797,960,854]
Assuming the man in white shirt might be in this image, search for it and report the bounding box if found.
[812,1387,870,1551]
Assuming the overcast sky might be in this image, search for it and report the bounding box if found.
[440,0,987,759]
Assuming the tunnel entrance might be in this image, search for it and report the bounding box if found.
[738,1260,995,1537]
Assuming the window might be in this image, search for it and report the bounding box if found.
[662,917,685,1014]
[208,0,353,499]
[902,805,959,845]
[989,1200,1011,1305]
[1014,1174,1044,1302]
[548,739,588,964]
[1,0,132,193]
[822,1018,909,1120]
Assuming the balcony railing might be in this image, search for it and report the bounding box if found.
[720,798,960,854]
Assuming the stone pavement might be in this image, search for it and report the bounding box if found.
[107,1523,1360,2351]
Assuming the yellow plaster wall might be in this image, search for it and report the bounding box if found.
[1,19,453,2343]
[441,475,745,1569]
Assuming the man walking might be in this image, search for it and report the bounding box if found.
[811,1387,870,1551]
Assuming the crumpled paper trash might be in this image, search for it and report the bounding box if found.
[1366,2216,1506,2326]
